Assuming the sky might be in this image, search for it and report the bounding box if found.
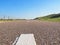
[0,0,60,19]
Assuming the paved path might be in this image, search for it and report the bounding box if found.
[13,34,36,45]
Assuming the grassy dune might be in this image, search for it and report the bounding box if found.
[37,17,60,22]
[35,13,60,22]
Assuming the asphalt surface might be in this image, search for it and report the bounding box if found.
[0,20,60,45]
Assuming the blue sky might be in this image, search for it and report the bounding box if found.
[0,0,60,19]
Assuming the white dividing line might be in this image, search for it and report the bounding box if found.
[13,34,36,45]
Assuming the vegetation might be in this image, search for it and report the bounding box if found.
[0,19,13,21]
[34,13,60,22]
[0,19,25,22]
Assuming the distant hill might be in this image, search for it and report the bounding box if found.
[34,13,60,22]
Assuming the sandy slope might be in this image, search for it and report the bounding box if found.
[0,20,60,45]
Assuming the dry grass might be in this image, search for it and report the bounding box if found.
[0,20,60,45]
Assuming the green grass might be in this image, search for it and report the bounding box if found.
[0,19,26,22]
[37,17,60,22]
[35,13,60,22]
[0,19,16,22]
